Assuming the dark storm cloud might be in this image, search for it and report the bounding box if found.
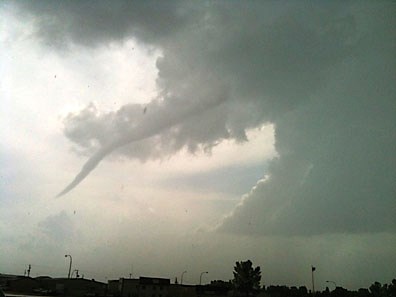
[14,1,396,234]
[12,0,193,47]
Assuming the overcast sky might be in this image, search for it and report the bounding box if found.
[1,0,395,290]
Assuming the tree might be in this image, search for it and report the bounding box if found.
[389,279,396,297]
[232,260,261,297]
[369,281,381,297]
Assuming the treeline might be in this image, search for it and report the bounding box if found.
[263,279,396,297]
[232,260,395,297]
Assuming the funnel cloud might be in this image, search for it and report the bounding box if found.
[58,90,228,196]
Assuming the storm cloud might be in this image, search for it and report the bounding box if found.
[13,1,396,235]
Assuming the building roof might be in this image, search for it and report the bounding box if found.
[139,277,170,285]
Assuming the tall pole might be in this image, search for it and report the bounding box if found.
[65,255,72,279]
[181,271,187,285]
[199,271,208,285]
[311,266,316,293]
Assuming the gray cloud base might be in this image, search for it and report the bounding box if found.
[14,1,396,235]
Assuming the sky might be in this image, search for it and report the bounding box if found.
[1,0,395,290]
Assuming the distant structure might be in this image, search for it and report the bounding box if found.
[108,277,234,297]
[0,274,106,297]
[2,272,394,297]
[114,277,170,297]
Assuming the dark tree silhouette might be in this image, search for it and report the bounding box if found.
[369,282,382,297]
[389,279,396,297]
[233,260,261,297]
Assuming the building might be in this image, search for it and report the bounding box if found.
[196,281,232,297]
[120,278,140,297]
[139,277,170,297]
[115,277,171,297]
[114,277,234,297]
[45,278,107,297]
[3,276,40,293]
[108,279,122,297]
[168,284,197,297]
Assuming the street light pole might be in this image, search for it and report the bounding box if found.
[181,271,187,285]
[311,266,316,293]
[199,272,208,285]
[65,255,72,279]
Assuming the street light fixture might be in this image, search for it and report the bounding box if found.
[181,271,187,285]
[65,255,72,279]
[199,271,208,285]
